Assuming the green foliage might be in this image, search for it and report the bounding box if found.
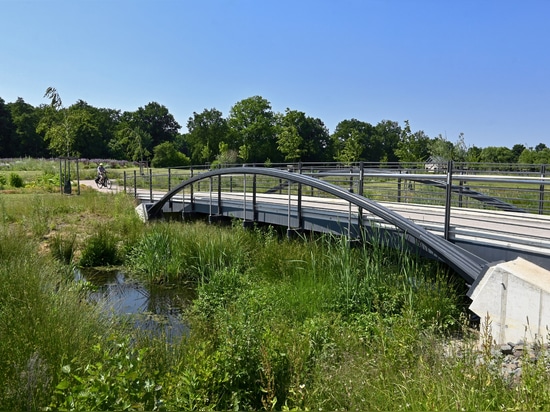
[127,222,251,284]
[151,141,190,167]
[5,179,550,410]
[0,229,112,410]
[9,172,24,187]
[49,337,162,411]
[228,96,280,163]
[126,227,179,282]
[79,225,120,267]
[185,108,230,164]
[50,233,77,265]
[395,119,430,162]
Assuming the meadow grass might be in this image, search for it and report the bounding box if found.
[3,166,550,409]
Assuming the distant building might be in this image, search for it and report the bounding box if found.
[424,156,448,172]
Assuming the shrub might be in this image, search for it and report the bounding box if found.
[49,337,162,411]
[9,172,24,188]
[79,226,120,267]
[151,142,190,167]
[50,233,77,265]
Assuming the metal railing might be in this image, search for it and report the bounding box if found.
[122,161,550,216]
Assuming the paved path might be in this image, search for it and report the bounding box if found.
[79,179,121,192]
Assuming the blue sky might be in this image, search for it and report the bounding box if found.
[2,0,549,149]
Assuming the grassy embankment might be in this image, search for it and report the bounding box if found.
[1,159,550,410]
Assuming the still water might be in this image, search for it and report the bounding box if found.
[75,268,195,340]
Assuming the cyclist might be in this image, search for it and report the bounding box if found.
[96,163,106,185]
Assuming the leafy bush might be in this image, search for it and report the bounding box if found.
[151,142,190,167]
[49,337,162,411]
[9,172,24,188]
[79,225,120,267]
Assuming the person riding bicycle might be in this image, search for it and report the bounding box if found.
[96,163,106,185]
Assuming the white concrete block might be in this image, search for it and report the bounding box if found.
[135,203,149,222]
[469,257,550,345]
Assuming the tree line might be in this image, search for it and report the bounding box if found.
[1,90,549,167]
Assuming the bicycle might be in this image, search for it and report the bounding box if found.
[96,174,112,189]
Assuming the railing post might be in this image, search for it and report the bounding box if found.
[59,159,63,194]
[397,169,402,203]
[358,162,364,236]
[444,160,453,240]
[243,172,247,222]
[76,159,80,195]
[252,173,257,221]
[457,164,463,208]
[190,167,195,212]
[168,168,173,212]
[287,173,292,232]
[123,171,127,193]
[539,164,546,215]
[133,170,137,198]
[149,168,153,202]
[297,162,303,230]
[208,176,213,218]
[218,174,222,215]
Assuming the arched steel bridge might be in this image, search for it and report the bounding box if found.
[144,167,489,285]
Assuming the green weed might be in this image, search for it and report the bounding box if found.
[79,224,120,267]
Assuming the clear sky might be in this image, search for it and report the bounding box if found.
[2,0,549,149]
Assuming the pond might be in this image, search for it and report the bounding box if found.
[75,268,195,341]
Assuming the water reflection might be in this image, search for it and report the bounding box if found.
[75,268,194,340]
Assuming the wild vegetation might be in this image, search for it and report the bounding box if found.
[2,91,550,168]
[2,162,550,410]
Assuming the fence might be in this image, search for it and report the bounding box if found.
[122,161,550,216]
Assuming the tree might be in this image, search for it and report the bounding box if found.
[38,87,74,157]
[185,108,230,164]
[68,100,120,159]
[511,144,526,163]
[0,97,17,157]
[150,141,190,167]
[276,110,303,162]
[65,101,105,158]
[330,119,374,163]
[478,146,515,164]
[7,98,47,157]
[334,129,363,164]
[428,135,454,160]
[465,145,482,163]
[535,143,548,152]
[121,102,181,155]
[214,141,238,166]
[394,120,430,163]
[518,147,550,165]
[277,108,331,162]
[109,125,152,163]
[372,120,401,162]
[228,96,279,163]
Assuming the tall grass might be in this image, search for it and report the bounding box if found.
[4,174,550,409]
[0,228,115,410]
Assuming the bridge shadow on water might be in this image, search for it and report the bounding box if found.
[75,268,194,341]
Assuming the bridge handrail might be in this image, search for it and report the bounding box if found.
[123,161,550,215]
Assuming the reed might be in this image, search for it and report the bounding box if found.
[0,229,114,410]
[4,165,550,410]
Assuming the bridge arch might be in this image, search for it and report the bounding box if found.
[145,167,488,284]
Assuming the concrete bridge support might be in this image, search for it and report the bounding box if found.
[469,257,550,345]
